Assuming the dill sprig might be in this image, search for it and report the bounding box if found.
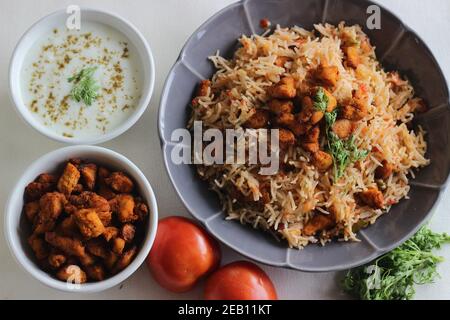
[68,66,99,106]
[342,226,450,300]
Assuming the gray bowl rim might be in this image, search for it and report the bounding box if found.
[158,0,450,272]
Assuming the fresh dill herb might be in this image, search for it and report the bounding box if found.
[323,108,368,179]
[313,87,329,112]
[68,66,99,106]
[342,226,450,300]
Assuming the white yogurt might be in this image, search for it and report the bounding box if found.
[21,21,143,139]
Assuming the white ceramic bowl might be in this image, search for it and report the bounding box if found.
[4,145,158,293]
[9,8,155,144]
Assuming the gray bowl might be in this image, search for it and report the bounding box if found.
[158,0,450,271]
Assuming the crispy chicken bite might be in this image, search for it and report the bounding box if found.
[196,80,211,97]
[28,234,49,260]
[45,232,93,265]
[103,226,119,242]
[315,64,339,88]
[97,167,116,200]
[85,264,106,281]
[243,109,270,129]
[57,162,80,196]
[74,209,105,239]
[298,96,324,125]
[134,200,149,221]
[332,119,355,139]
[358,187,384,209]
[24,181,54,202]
[79,163,97,190]
[110,194,136,223]
[303,213,335,236]
[268,99,294,115]
[86,239,109,259]
[56,265,87,284]
[121,223,136,243]
[33,192,66,234]
[302,126,320,153]
[105,172,134,193]
[268,76,296,99]
[343,46,360,69]
[312,150,333,171]
[48,252,67,269]
[274,111,295,127]
[375,160,394,180]
[112,238,126,255]
[278,128,296,149]
[112,246,137,274]
[24,201,40,222]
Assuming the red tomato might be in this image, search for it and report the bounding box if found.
[146,216,221,293]
[204,261,277,300]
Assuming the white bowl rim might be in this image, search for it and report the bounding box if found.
[8,7,155,145]
[4,145,158,293]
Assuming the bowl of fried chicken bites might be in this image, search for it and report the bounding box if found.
[4,145,158,292]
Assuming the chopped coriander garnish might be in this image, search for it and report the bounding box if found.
[322,106,368,179]
[313,87,329,112]
[342,226,450,300]
[68,66,99,106]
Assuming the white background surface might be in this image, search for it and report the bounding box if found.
[1,0,449,300]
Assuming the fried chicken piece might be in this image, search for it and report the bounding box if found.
[315,64,339,88]
[302,126,320,153]
[33,192,66,234]
[24,181,54,202]
[103,226,119,242]
[57,215,79,237]
[268,76,296,99]
[56,265,87,284]
[112,238,126,255]
[303,213,336,236]
[358,187,384,209]
[72,184,84,194]
[121,223,136,243]
[105,172,134,193]
[274,111,295,127]
[45,232,93,265]
[74,209,105,239]
[268,99,294,115]
[24,201,40,222]
[85,264,105,281]
[274,56,291,68]
[322,88,338,112]
[110,194,136,223]
[343,46,360,68]
[112,246,137,274]
[375,160,394,180]
[332,119,355,139]
[68,191,110,216]
[79,163,97,190]
[278,128,296,149]
[48,252,67,269]
[97,167,116,200]
[134,200,149,221]
[243,109,270,129]
[86,239,109,259]
[290,116,311,137]
[298,96,324,125]
[196,80,211,97]
[37,173,57,185]
[57,162,81,196]
[28,234,49,260]
[104,251,119,270]
[312,150,333,171]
